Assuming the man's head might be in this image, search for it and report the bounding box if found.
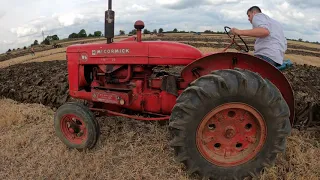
[247,6,261,24]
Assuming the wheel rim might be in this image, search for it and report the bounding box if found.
[60,114,88,145]
[196,103,267,167]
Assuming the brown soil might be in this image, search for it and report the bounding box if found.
[283,65,320,128]
[0,61,70,109]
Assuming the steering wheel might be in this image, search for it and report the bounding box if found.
[223,26,249,53]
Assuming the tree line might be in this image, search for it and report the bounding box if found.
[6,28,319,53]
[68,29,103,39]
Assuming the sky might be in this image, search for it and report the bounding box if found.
[0,0,319,53]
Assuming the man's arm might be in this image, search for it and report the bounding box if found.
[231,27,270,38]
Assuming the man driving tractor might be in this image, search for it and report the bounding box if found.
[231,6,287,67]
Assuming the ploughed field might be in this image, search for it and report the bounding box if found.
[0,34,320,179]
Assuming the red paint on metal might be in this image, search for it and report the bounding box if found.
[181,52,295,124]
[137,30,142,42]
[196,103,267,167]
[134,21,145,42]
[67,52,80,91]
[60,114,88,145]
[134,20,145,29]
[91,80,101,88]
[66,38,294,123]
[133,66,144,72]
[78,65,87,87]
[118,65,132,83]
[90,108,170,121]
[148,41,203,63]
[149,78,162,89]
[160,91,177,114]
[92,89,132,106]
[67,41,202,65]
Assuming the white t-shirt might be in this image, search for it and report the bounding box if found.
[252,13,287,65]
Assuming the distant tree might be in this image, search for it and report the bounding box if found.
[129,29,136,35]
[68,33,79,38]
[34,40,39,46]
[78,29,87,38]
[316,41,319,44]
[143,29,150,34]
[153,29,157,34]
[12,48,15,51]
[88,33,94,37]
[159,28,164,33]
[7,49,11,52]
[46,36,53,41]
[41,38,51,45]
[52,35,59,40]
[298,38,303,42]
[23,46,27,50]
[94,31,102,37]
[173,28,178,33]
[119,30,125,35]
[17,48,20,50]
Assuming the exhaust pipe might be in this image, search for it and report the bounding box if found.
[105,0,114,44]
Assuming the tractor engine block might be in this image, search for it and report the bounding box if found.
[78,64,182,115]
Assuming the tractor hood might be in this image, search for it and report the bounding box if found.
[146,41,203,60]
[67,40,203,65]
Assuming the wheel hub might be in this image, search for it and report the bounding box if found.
[196,103,267,167]
[225,127,236,139]
[60,114,87,144]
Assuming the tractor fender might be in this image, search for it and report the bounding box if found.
[181,52,295,124]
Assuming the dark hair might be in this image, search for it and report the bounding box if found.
[247,6,262,14]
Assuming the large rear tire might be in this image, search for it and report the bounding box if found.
[169,69,291,179]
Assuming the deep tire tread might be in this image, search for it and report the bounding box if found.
[169,68,291,179]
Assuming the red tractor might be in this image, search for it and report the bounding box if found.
[54,1,294,179]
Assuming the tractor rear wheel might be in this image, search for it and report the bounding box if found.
[169,69,291,179]
[54,102,100,150]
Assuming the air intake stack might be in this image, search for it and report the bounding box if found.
[105,0,115,44]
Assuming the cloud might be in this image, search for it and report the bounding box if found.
[126,4,149,12]
[156,0,203,9]
[287,0,320,8]
[56,13,86,26]
[0,0,319,54]
[11,26,38,37]
[156,0,241,10]
[0,11,5,19]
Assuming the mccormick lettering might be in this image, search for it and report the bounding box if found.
[92,49,130,55]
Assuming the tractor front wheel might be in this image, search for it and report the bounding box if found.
[54,102,100,150]
[169,69,291,179]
